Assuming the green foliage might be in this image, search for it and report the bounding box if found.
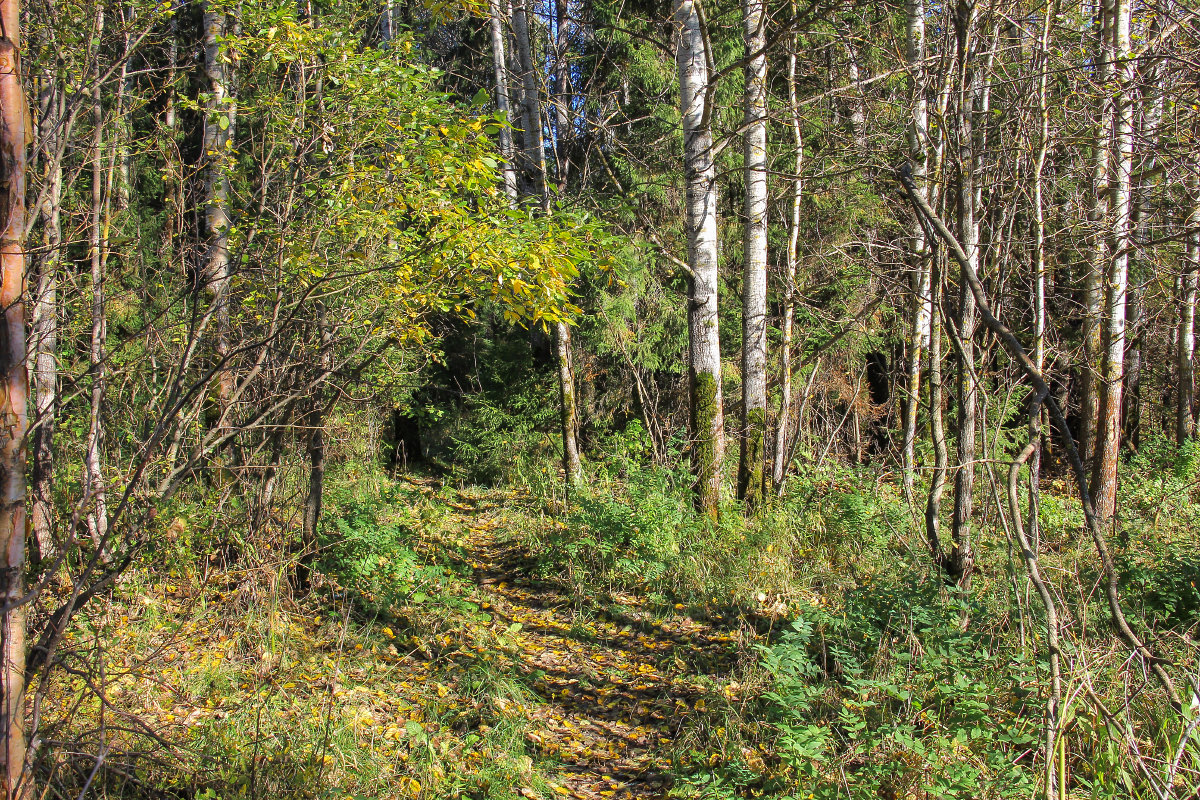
[752,581,1038,799]
[555,423,690,586]
[320,494,443,612]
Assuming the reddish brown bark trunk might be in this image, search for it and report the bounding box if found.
[0,1,31,794]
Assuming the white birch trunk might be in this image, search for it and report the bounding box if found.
[1081,0,1111,469]
[1181,176,1200,443]
[901,0,931,501]
[488,0,520,203]
[738,0,768,507]
[1093,0,1132,521]
[772,19,803,491]
[675,0,724,518]
[32,72,61,562]
[512,0,581,487]
[85,4,108,553]
[203,5,236,423]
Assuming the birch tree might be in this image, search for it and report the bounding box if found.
[203,2,236,425]
[900,0,931,502]
[31,66,61,562]
[1080,0,1111,469]
[737,0,768,508]
[0,0,30,792]
[675,0,724,518]
[1091,0,1133,522]
[487,0,519,203]
[772,9,803,490]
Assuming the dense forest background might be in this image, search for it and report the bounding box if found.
[1,0,1199,796]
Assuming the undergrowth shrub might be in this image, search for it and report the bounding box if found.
[745,577,1038,799]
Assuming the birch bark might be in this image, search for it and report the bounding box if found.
[0,0,30,792]
[85,4,108,553]
[737,0,768,508]
[901,0,931,502]
[487,0,519,203]
[203,4,236,426]
[1092,0,1132,522]
[1081,0,1111,469]
[675,0,724,518]
[31,71,60,562]
[1178,175,1199,442]
[772,17,803,490]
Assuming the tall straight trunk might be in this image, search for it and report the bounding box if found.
[1092,0,1132,523]
[487,0,519,203]
[512,0,582,488]
[675,0,724,519]
[843,41,866,152]
[1179,174,1200,443]
[1028,0,1052,556]
[31,72,61,562]
[381,0,396,43]
[511,0,546,207]
[0,1,30,794]
[737,0,768,508]
[901,0,931,502]
[949,0,979,590]
[553,0,571,186]
[165,1,179,129]
[115,5,132,211]
[1080,0,1111,469]
[1030,7,1055,790]
[85,5,108,552]
[772,16,802,491]
[203,4,235,425]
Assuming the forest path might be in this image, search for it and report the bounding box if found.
[430,488,746,799]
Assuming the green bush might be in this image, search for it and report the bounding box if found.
[319,493,443,612]
[754,577,1038,799]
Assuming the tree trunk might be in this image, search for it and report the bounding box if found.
[772,15,803,491]
[512,0,582,490]
[381,0,396,44]
[556,321,582,485]
[949,0,979,591]
[1028,0,1052,560]
[31,71,60,563]
[1092,0,1132,523]
[487,0,519,203]
[115,6,132,211]
[675,0,724,519]
[1080,0,1111,470]
[553,0,571,186]
[925,257,948,566]
[203,4,236,426]
[737,0,767,509]
[511,0,547,209]
[1179,173,1200,444]
[0,0,31,792]
[900,0,930,502]
[85,5,109,553]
